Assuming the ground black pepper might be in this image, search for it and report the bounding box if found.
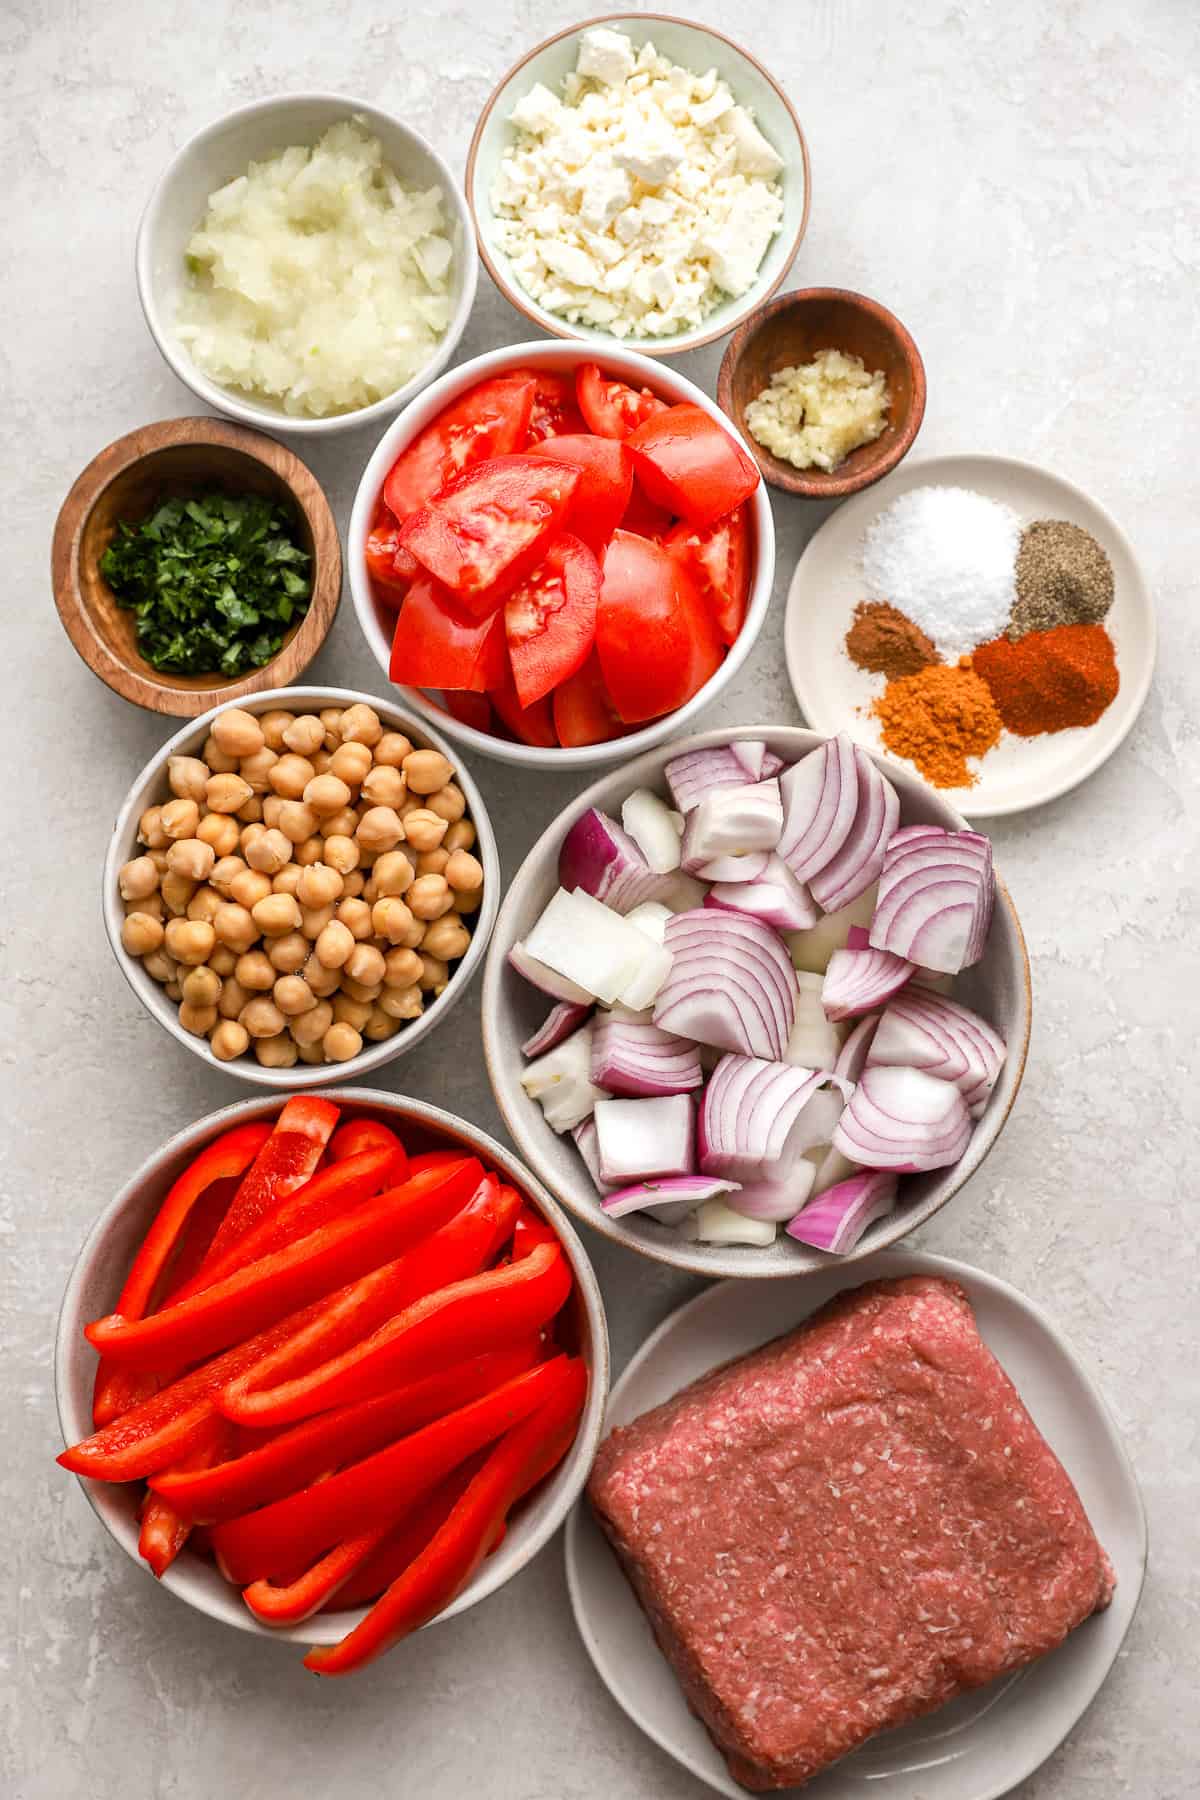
[1008,519,1114,640]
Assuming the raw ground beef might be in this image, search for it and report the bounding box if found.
[588,1275,1114,1791]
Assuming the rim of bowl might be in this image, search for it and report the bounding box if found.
[135,92,480,438]
[481,723,1032,1277]
[347,339,776,769]
[717,286,928,499]
[464,11,812,357]
[54,1087,610,1644]
[102,686,500,1088]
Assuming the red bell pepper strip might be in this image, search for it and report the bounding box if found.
[213,1356,572,1586]
[84,1160,483,1371]
[91,1127,270,1428]
[216,1175,519,1428]
[137,1418,233,1577]
[304,1357,588,1673]
[242,1527,392,1625]
[151,1340,538,1524]
[328,1460,484,1611]
[328,1119,408,1181]
[511,1202,558,1260]
[202,1096,340,1266]
[405,1148,469,1176]
[218,1239,572,1431]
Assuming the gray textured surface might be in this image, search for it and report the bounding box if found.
[5,2,1197,1796]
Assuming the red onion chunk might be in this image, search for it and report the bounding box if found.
[694,849,770,884]
[521,999,591,1058]
[761,751,785,779]
[508,941,592,1005]
[655,910,798,1060]
[520,1023,603,1133]
[730,739,768,779]
[821,941,913,1022]
[601,1174,738,1222]
[809,747,899,913]
[595,1094,694,1185]
[558,808,698,915]
[868,991,1006,1115]
[621,788,683,874]
[786,1170,898,1253]
[591,1016,704,1097]
[834,1012,880,1083]
[832,1065,971,1172]
[679,780,783,872]
[870,827,995,973]
[525,888,668,1005]
[728,1157,815,1222]
[572,1118,618,1192]
[777,734,859,884]
[665,747,756,813]
[699,1055,825,1180]
[706,856,821,932]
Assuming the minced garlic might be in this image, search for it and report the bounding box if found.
[744,349,890,473]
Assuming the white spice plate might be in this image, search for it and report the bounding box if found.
[783,454,1155,816]
[565,1248,1146,1800]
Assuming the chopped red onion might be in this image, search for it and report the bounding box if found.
[591,1016,703,1097]
[693,849,770,884]
[520,1023,602,1133]
[786,1171,898,1253]
[777,734,859,883]
[571,1118,617,1193]
[870,826,995,974]
[821,935,913,1021]
[832,1065,972,1172]
[595,1094,694,1185]
[784,971,844,1070]
[809,747,899,913]
[730,739,769,779]
[804,1139,860,1195]
[521,999,592,1058]
[622,900,671,945]
[621,789,682,874]
[508,941,592,1005]
[706,854,821,932]
[698,1055,826,1179]
[833,1012,880,1083]
[601,1174,738,1222]
[665,746,755,813]
[655,909,798,1060]
[558,808,696,914]
[525,888,669,1005]
[867,990,1006,1115]
[680,1199,777,1245]
[679,780,783,872]
[761,751,785,779]
[728,1156,815,1221]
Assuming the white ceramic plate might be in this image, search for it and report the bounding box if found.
[783,454,1155,817]
[565,1249,1146,1800]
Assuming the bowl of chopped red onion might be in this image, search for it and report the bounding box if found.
[481,726,1030,1277]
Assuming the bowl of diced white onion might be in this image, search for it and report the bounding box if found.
[136,94,478,436]
[481,726,1031,1278]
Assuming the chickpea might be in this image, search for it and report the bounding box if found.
[443,819,477,854]
[310,748,334,776]
[373,731,413,768]
[149,848,171,875]
[356,806,405,853]
[274,974,317,1016]
[160,797,200,840]
[363,1006,401,1042]
[360,764,406,809]
[235,950,276,992]
[398,913,427,949]
[408,873,453,921]
[294,834,324,868]
[398,795,423,822]
[244,827,290,876]
[373,850,414,896]
[300,902,335,941]
[269,753,315,800]
[179,1001,218,1037]
[318,706,344,748]
[236,796,264,826]
[182,965,221,1009]
[211,708,265,759]
[167,756,210,804]
[323,1022,363,1063]
[281,714,326,757]
[323,836,360,878]
[425,784,467,825]
[252,893,301,938]
[206,773,254,815]
[303,958,341,999]
[315,919,355,969]
[238,746,279,794]
[160,871,197,916]
[340,976,383,1004]
[277,800,318,846]
[240,996,286,1039]
[332,994,372,1031]
[261,795,285,830]
[240,821,266,854]
[143,949,178,985]
[415,849,450,878]
[272,864,304,898]
[455,885,484,916]
[335,897,373,941]
[295,1040,326,1065]
[289,999,334,1046]
[298,863,342,909]
[418,952,449,991]
[403,748,453,795]
[201,733,239,774]
[345,942,386,988]
[329,741,372,787]
[323,806,360,839]
[339,702,383,747]
[383,946,424,988]
[255,1033,298,1070]
[164,980,184,1003]
[361,878,379,905]
[211,1019,251,1062]
[267,931,310,974]
[166,838,215,883]
[445,849,484,892]
[208,943,237,977]
[218,977,250,1020]
[138,804,168,849]
[402,808,448,853]
[125,890,165,921]
[119,855,159,901]
[304,773,352,817]
[164,918,215,966]
[122,912,164,957]
[421,916,470,963]
[372,897,414,944]
[379,983,423,1021]
[197,812,240,857]
[185,886,224,926]
[258,709,296,752]
[341,870,367,899]
[229,868,273,911]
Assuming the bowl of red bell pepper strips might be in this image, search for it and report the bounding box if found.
[348,339,775,769]
[55,1089,608,1673]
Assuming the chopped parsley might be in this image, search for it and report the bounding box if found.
[100,493,312,677]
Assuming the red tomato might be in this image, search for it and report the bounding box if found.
[619,478,675,541]
[627,404,759,528]
[595,530,724,723]
[576,363,669,439]
[504,534,602,708]
[552,652,625,748]
[388,578,508,692]
[382,373,537,522]
[437,690,494,732]
[400,455,580,617]
[528,436,633,554]
[523,371,587,441]
[490,674,558,747]
[664,504,751,645]
[365,511,410,608]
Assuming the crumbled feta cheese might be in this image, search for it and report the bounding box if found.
[576,25,636,86]
[510,83,563,135]
[612,124,684,188]
[726,105,784,176]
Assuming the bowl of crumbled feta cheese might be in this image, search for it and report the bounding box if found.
[466,18,810,356]
[137,94,478,435]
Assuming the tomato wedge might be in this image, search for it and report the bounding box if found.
[365,510,410,607]
[400,456,579,617]
[523,371,587,442]
[528,436,633,555]
[552,652,625,747]
[490,675,558,747]
[389,578,508,692]
[382,373,537,522]
[504,535,601,708]
[595,530,723,723]
[576,363,669,440]
[619,479,675,541]
[627,404,759,528]
[664,504,752,646]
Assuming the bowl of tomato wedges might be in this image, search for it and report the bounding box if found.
[348,341,775,768]
[55,1090,608,1672]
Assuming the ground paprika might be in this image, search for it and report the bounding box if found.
[971,623,1119,734]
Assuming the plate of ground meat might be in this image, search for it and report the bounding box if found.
[782,454,1155,816]
[568,1252,1145,1797]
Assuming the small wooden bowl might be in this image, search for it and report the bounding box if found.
[718,288,926,499]
[52,417,342,716]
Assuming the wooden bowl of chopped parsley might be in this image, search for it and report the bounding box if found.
[52,417,341,715]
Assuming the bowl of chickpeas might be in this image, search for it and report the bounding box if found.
[105,687,498,1085]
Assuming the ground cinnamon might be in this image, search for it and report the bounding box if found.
[971,623,1118,735]
[872,663,1002,788]
[846,601,938,679]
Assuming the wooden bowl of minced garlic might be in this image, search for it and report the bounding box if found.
[718,288,926,498]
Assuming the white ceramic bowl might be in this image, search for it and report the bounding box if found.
[136,93,478,437]
[104,686,499,1089]
[55,1089,609,1646]
[465,13,811,356]
[482,725,1032,1278]
[349,339,777,769]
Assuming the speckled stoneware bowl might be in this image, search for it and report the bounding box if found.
[55,1089,609,1646]
[482,725,1031,1279]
